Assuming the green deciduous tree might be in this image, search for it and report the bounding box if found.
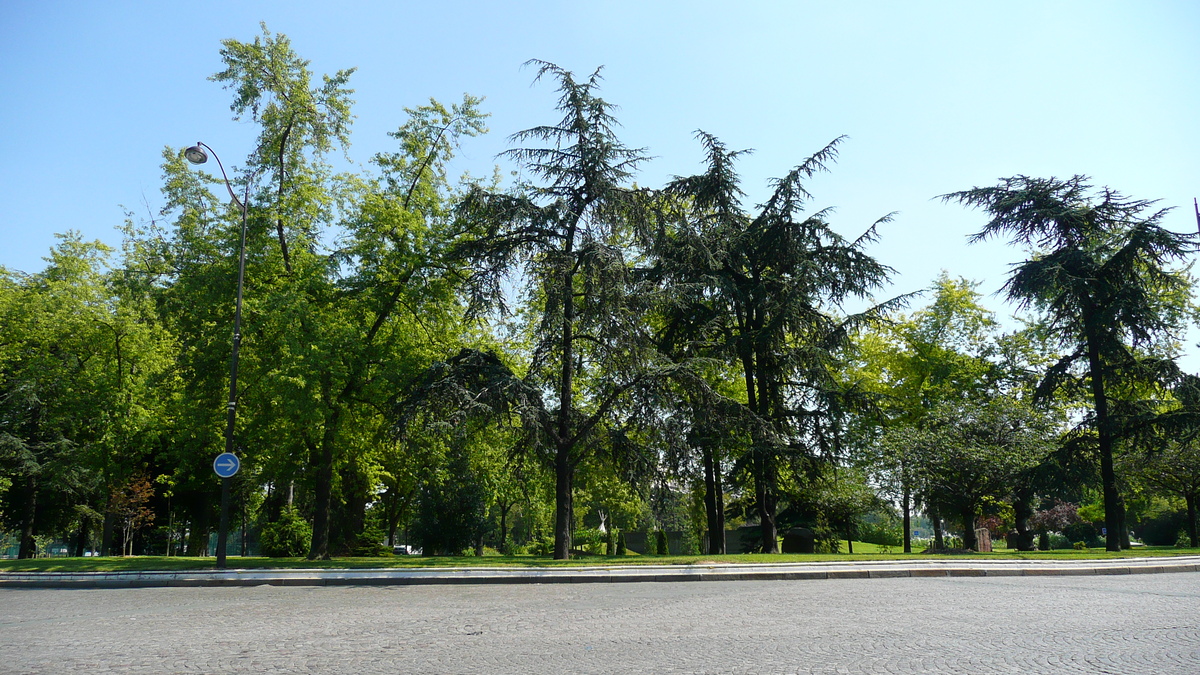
[125,27,485,560]
[890,397,1057,550]
[0,235,171,558]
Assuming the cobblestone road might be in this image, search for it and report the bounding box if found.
[2,574,1198,673]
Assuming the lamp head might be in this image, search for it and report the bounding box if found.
[184,145,208,165]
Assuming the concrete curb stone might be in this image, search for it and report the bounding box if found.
[4,555,1199,589]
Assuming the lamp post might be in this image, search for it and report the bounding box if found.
[184,142,248,570]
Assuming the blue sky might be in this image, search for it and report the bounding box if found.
[3,2,1198,339]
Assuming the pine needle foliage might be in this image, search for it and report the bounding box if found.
[642,131,900,552]
[943,175,1197,551]
[437,62,673,559]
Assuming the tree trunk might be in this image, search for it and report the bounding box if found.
[240,499,248,557]
[755,453,779,553]
[553,447,573,559]
[902,486,912,554]
[18,475,37,559]
[308,409,340,560]
[846,529,853,554]
[385,489,398,548]
[552,224,577,561]
[1085,320,1124,552]
[932,508,944,549]
[702,445,726,554]
[74,519,88,557]
[498,501,511,555]
[101,511,115,556]
[1187,493,1198,548]
[961,506,977,551]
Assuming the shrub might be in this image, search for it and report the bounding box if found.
[616,531,627,556]
[260,505,312,558]
[655,530,669,555]
[530,535,553,556]
[1073,541,1088,550]
[1030,500,1079,533]
[1062,522,1101,548]
[857,519,903,547]
[574,527,605,555]
[1137,511,1187,546]
[606,529,616,556]
[813,525,840,554]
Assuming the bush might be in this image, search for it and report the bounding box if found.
[574,527,605,555]
[1137,511,1187,546]
[260,505,312,558]
[529,535,553,556]
[1073,541,1088,550]
[857,519,903,547]
[813,525,840,554]
[1062,522,1101,548]
[616,531,627,556]
[654,530,669,555]
[1048,533,1071,550]
[606,529,616,556]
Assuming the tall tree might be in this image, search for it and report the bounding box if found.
[944,175,1195,550]
[450,62,665,559]
[848,274,1025,551]
[0,235,170,558]
[645,132,896,552]
[127,27,485,559]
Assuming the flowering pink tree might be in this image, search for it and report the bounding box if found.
[1029,500,1079,534]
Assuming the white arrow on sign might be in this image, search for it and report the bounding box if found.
[213,452,240,478]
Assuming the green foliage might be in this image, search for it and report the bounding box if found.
[413,447,488,556]
[883,396,1057,549]
[857,517,903,547]
[573,527,605,555]
[616,531,627,556]
[654,529,669,555]
[646,130,898,555]
[945,175,1197,551]
[259,506,312,557]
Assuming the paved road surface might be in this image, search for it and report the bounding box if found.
[2,574,1198,673]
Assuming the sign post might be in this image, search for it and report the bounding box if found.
[213,452,240,568]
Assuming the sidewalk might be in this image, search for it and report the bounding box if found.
[4,555,1199,589]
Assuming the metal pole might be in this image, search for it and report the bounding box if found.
[191,142,249,570]
[218,169,249,570]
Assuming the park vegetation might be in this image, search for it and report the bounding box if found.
[2,26,1199,561]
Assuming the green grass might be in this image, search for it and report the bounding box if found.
[2,545,1198,573]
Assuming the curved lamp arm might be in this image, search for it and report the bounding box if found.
[184,141,246,214]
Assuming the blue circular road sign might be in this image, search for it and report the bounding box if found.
[213,452,240,478]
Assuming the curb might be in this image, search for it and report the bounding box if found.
[3,556,1200,589]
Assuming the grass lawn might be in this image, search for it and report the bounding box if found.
[2,544,1198,574]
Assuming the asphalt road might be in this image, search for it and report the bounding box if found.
[2,574,1198,673]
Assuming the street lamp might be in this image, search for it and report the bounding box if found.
[185,142,248,570]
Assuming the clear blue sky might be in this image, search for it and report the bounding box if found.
[3,1,1198,340]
